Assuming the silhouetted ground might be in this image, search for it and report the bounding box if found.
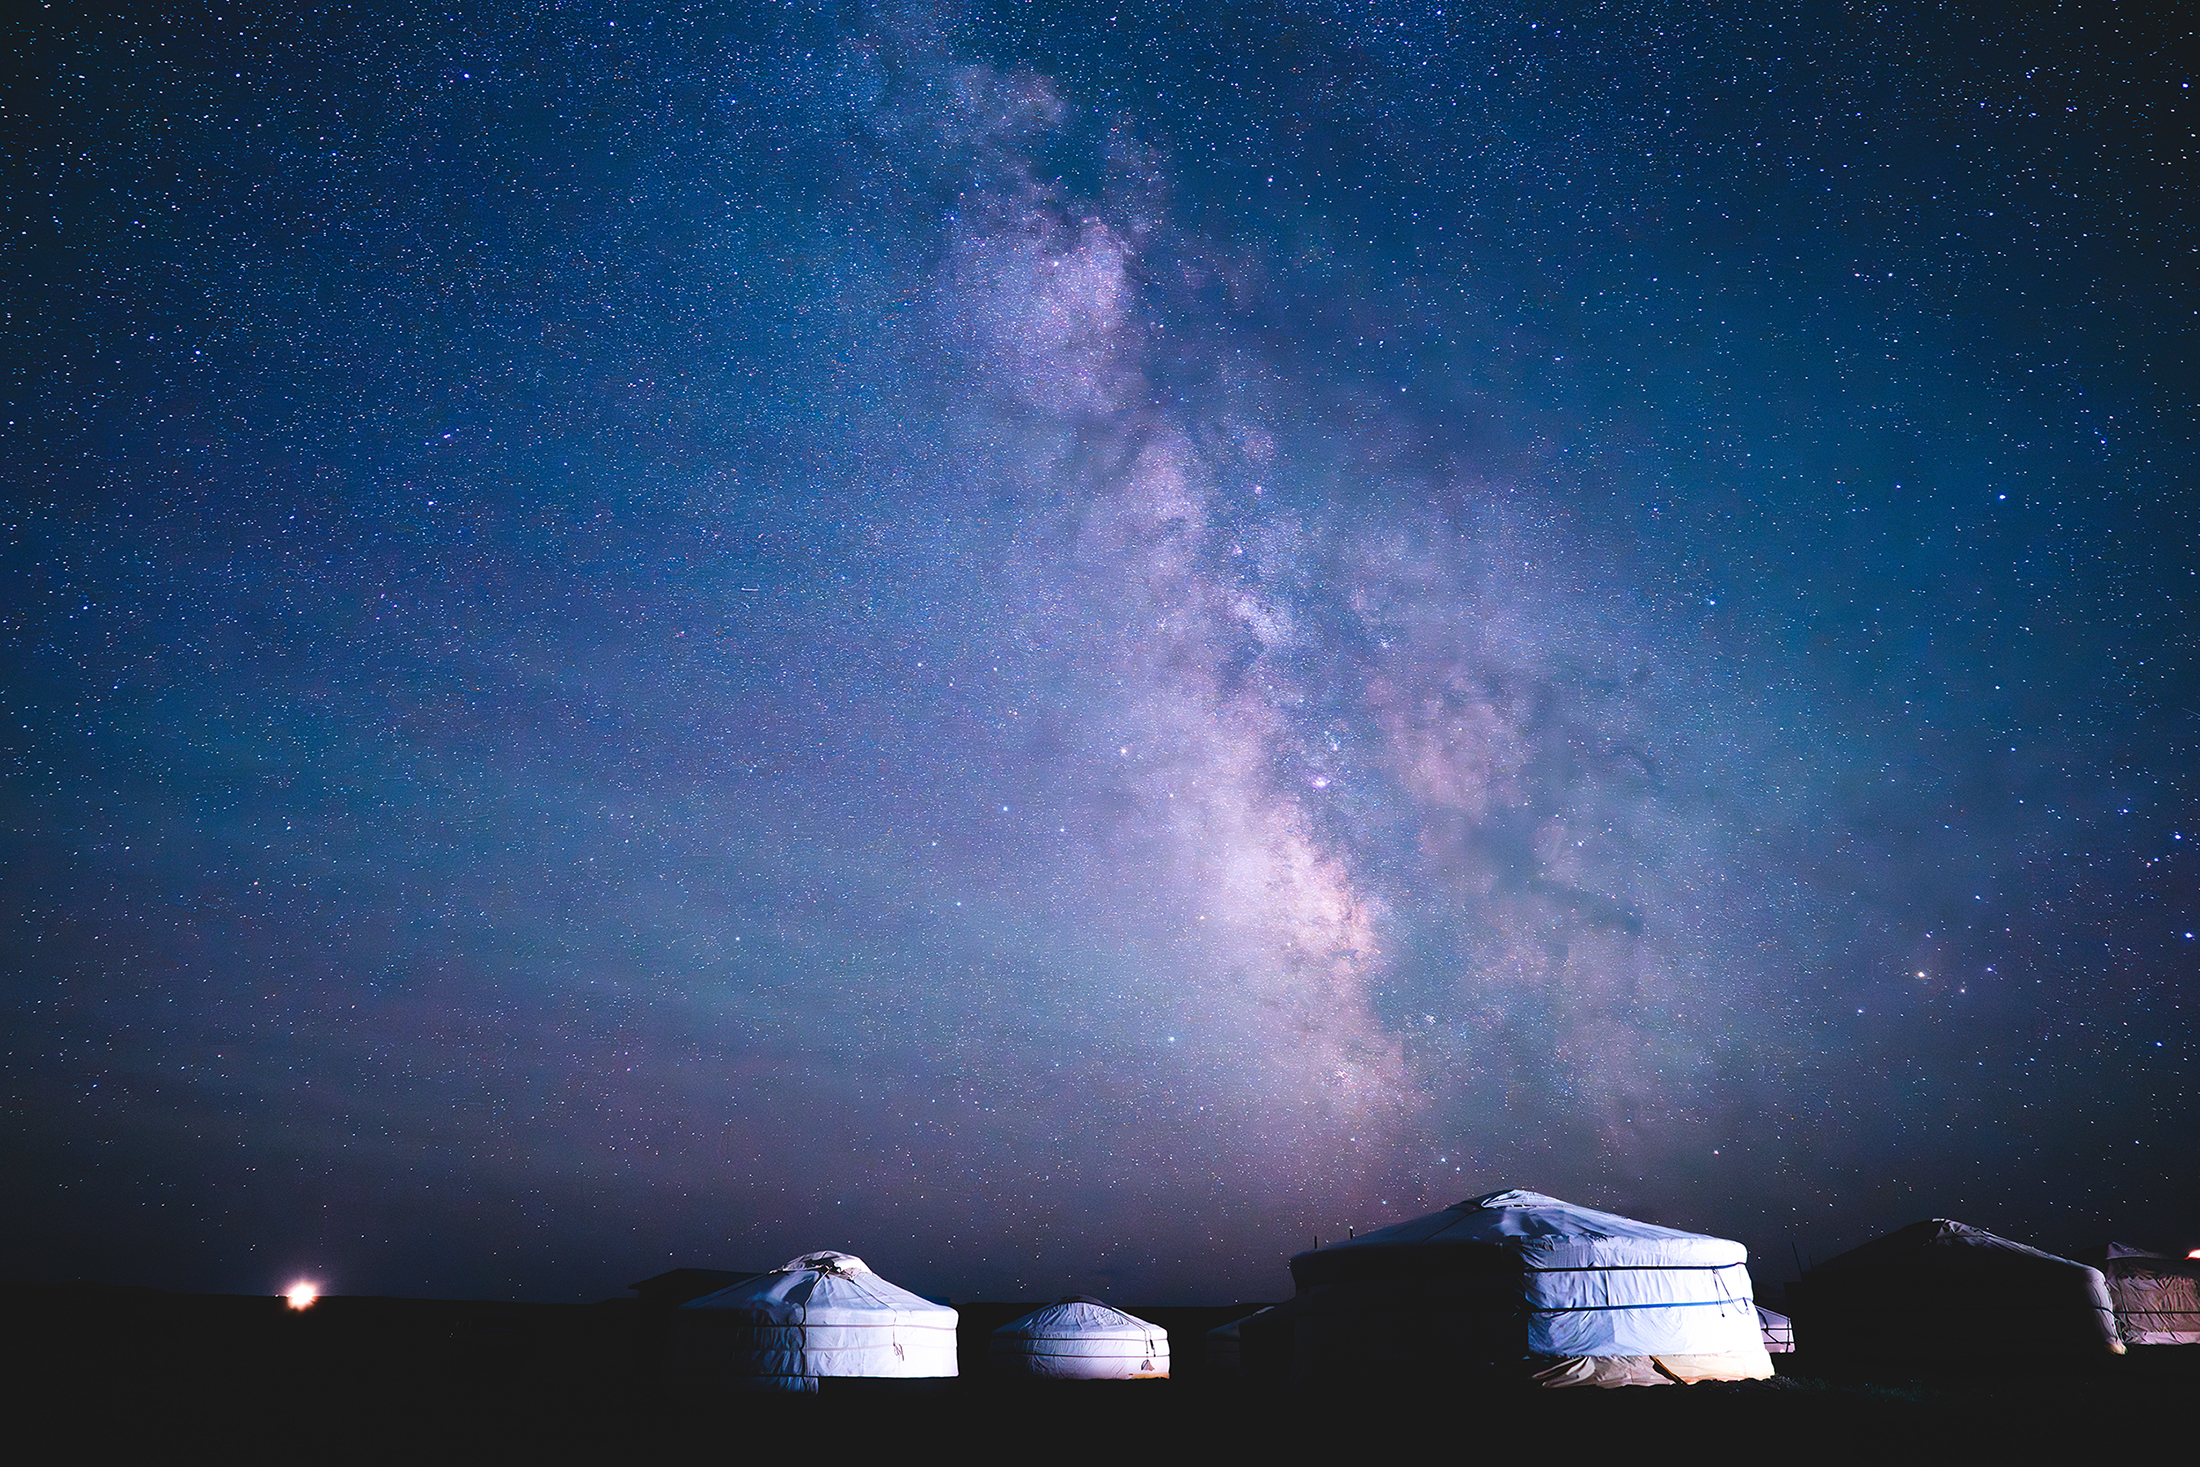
[7,1283,2192,1461]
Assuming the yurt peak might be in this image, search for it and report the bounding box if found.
[1456,1188,1564,1210]
[775,1250,868,1276]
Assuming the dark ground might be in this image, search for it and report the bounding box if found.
[7,1283,2191,1461]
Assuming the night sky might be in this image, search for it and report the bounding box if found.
[5,2,2195,1305]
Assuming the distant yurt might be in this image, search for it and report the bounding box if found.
[1790,1219,2121,1365]
[1756,1304,1795,1353]
[990,1297,1168,1379]
[1206,1306,1272,1376]
[2073,1244,2200,1345]
[631,1268,760,1371]
[679,1251,958,1392]
[1232,1299,1300,1381]
[1285,1189,1774,1387]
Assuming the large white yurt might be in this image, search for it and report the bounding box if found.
[1791,1219,2121,1365]
[1286,1189,1775,1387]
[990,1297,1169,1379]
[679,1250,958,1392]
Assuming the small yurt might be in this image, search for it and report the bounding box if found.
[1790,1219,2121,1365]
[990,1296,1168,1379]
[1756,1303,1795,1353]
[2074,1244,2200,1345]
[1286,1189,1774,1387]
[679,1250,958,1392]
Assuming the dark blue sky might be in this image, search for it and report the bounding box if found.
[5,1,2194,1303]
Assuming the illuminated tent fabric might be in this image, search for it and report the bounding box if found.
[2073,1243,2200,1345]
[679,1250,958,1392]
[1285,1189,1774,1388]
[1756,1304,1795,1353]
[1792,1219,2121,1363]
[989,1297,1169,1379]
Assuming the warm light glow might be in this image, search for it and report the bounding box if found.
[2188,1249,2200,1261]
[285,1282,319,1310]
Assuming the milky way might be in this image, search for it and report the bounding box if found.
[5,4,2194,1301]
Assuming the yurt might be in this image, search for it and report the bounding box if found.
[1206,1306,1273,1376]
[2073,1244,2200,1345]
[1286,1189,1774,1387]
[1232,1298,1300,1381]
[1756,1303,1795,1353]
[1789,1219,2121,1365]
[990,1297,1168,1379]
[679,1250,958,1392]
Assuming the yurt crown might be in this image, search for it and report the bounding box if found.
[781,1250,866,1276]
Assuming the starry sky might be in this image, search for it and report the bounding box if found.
[5,2,2195,1304]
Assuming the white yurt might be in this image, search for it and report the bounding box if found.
[679,1250,958,1392]
[1286,1189,1775,1387]
[990,1296,1169,1379]
[1791,1219,2121,1364]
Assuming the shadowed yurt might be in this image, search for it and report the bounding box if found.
[1206,1306,1274,1376]
[1789,1219,2121,1367]
[678,1251,957,1392]
[1232,1299,1300,1381]
[1285,1189,1774,1388]
[990,1297,1168,1379]
[2074,1244,2200,1345]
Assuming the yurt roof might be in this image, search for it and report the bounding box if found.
[2073,1242,2200,1278]
[1292,1189,1746,1287]
[994,1297,1162,1342]
[1205,1307,1268,1343]
[2093,1241,2170,1261]
[1808,1220,2094,1276]
[680,1250,956,1327]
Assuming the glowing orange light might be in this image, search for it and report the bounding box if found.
[285,1282,319,1310]
[2188,1249,2200,1261]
